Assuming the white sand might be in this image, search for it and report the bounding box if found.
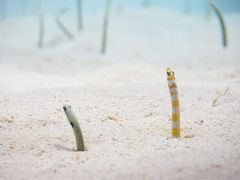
[0,7,240,180]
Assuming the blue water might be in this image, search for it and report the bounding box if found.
[1,0,240,18]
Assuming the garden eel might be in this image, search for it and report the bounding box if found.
[167,68,181,138]
[76,0,83,30]
[101,0,112,54]
[209,2,228,47]
[63,105,85,151]
[55,8,74,40]
[37,0,44,48]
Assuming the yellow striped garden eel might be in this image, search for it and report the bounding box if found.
[167,68,181,138]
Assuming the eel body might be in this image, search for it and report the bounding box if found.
[38,0,44,48]
[167,68,181,138]
[55,8,74,40]
[76,0,83,30]
[63,105,85,151]
[210,2,228,47]
[101,0,112,54]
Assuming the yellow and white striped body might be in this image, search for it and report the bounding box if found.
[167,67,181,138]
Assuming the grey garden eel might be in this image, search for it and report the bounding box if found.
[101,0,112,54]
[37,0,44,48]
[76,0,83,30]
[63,105,85,151]
[55,7,74,40]
[209,2,228,47]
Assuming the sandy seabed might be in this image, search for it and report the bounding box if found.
[0,7,240,180]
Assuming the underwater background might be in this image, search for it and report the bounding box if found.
[0,1,240,180]
[1,0,240,18]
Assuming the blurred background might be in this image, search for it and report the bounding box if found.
[0,3,240,179]
[1,0,240,18]
[0,0,239,72]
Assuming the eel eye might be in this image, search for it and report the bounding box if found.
[63,105,72,111]
[70,122,74,128]
[63,106,67,111]
[167,71,174,76]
